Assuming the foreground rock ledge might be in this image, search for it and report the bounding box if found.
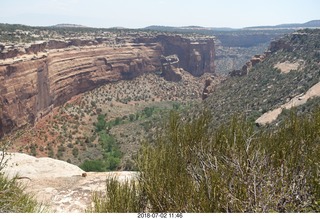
[1,152,138,212]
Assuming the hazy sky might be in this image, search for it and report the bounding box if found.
[0,0,319,28]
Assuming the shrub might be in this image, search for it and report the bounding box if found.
[72,148,79,157]
[47,145,54,158]
[29,145,37,157]
[90,177,143,212]
[143,107,154,118]
[92,109,320,212]
[129,114,135,122]
[105,154,121,171]
[99,132,116,152]
[114,117,121,126]
[80,159,104,172]
[95,114,107,132]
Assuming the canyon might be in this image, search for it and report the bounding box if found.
[1,23,320,213]
[0,33,215,137]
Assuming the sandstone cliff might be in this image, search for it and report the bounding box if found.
[155,35,215,76]
[0,34,215,136]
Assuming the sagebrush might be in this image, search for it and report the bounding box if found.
[92,109,320,212]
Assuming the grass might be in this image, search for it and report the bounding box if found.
[1,143,41,212]
[0,174,42,213]
[89,177,142,213]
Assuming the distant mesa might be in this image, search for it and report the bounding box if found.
[302,20,320,27]
[179,26,207,30]
[245,20,320,29]
[51,23,88,28]
[51,24,128,30]
[109,26,127,29]
[145,20,320,32]
[144,25,236,32]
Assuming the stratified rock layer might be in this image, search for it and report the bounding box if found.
[0,34,215,136]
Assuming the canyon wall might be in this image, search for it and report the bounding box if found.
[0,34,215,136]
[155,35,215,76]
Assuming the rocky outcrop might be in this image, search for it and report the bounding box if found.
[0,34,215,136]
[156,35,215,76]
[229,54,266,76]
[269,38,293,53]
[1,152,137,212]
[160,54,182,81]
[202,78,214,100]
[201,74,223,100]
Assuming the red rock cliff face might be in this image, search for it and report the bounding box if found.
[155,35,215,76]
[0,35,215,136]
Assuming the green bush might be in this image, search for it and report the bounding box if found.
[80,114,123,172]
[90,177,143,212]
[80,159,104,172]
[95,114,107,132]
[114,117,121,126]
[92,109,320,212]
[99,131,116,152]
[143,107,155,118]
[99,131,122,171]
[129,114,135,122]
[72,147,79,157]
[105,154,121,171]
